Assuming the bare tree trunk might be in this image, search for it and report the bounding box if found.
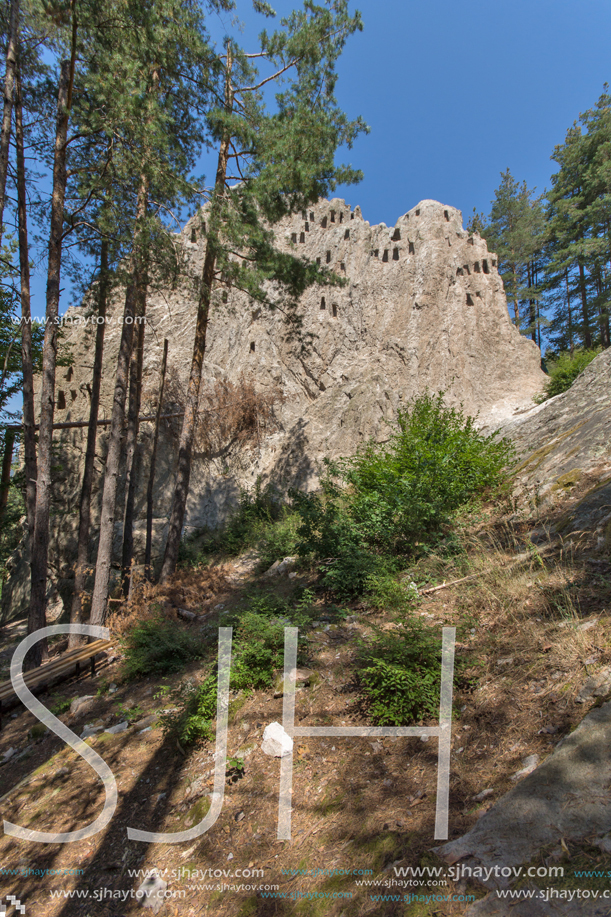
[527,260,536,342]
[144,338,168,580]
[0,428,14,526]
[121,288,147,597]
[68,239,109,648]
[27,38,76,668]
[89,176,148,627]
[596,273,610,349]
[15,62,35,539]
[578,260,592,349]
[565,269,574,355]
[160,45,233,583]
[512,263,520,329]
[0,0,19,247]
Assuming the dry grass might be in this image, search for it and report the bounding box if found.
[1,488,610,916]
[107,563,230,637]
[154,371,285,457]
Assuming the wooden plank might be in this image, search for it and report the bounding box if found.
[0,640,112,703]
[0,640,112,692]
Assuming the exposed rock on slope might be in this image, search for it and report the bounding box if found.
[2,199,545,621]
[43,199,543,534]
[496,347,611,506]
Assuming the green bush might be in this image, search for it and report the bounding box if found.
[537,348,600,401]
[291,392,514,597]
[178,479,299,570]
[162,589,317,746]
[121,617,206,678]
[255,511,300,571]
[357,617,441,725]
[162,674,218,746]
[364,572,419,612]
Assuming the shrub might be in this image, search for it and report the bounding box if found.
[357,617,441,725]
[178,479,299,568]
[255,511,300,571]
[364,572,419,612]
[537,348,600,401]
[291,392,514,597]
[121,617,205,678]
[343,392,513,548]
[162,589,316,746]
[161,674,218,746]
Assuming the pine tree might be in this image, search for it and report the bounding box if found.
[544,89,611,351]
[27,2,78,667]
[480,169,545,337]
[88,0,230,625]
[160,0,366,582]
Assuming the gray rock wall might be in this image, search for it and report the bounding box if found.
[3,197,545,620]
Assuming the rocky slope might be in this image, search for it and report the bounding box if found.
[3,197,547,621]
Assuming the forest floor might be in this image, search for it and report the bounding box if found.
[1,474,611,917]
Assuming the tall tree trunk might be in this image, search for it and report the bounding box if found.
[121,287,147,597]
[160,44,233,584]
[27,37,76,668]
[0,427,14,526]
[68,239,109,648]
[602,305,611,349]
[144,338,168,581]
[565,269,574,355]
[89,176,148,627]
[512,263,520,329]
[15,62,36,539]
[0,0,19,247]
[527,260,536,342]
[577,260,592,349]
[595,272,610,348]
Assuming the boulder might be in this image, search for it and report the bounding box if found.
[261,722,293,758]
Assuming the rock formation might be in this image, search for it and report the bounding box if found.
[495,346,611,506]
[2,197,546,620]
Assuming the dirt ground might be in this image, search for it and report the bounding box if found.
[1,477,610,917]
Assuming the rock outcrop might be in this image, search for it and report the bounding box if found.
[494,347,611,506]
[2,198,545,620]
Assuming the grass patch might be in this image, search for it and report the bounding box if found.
[121,616,206,678]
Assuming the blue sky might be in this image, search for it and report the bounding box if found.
[15,0,611,354]
[203,0,611,230]
[26,0,611,319]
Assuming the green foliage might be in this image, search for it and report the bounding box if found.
[160,588,317,747]
[256,512,300,572]
[163,673,218,746]
[479,168,545,335]
[292,392,514,597]
[231,609,286,690]
[116,702,145,723]
[50,697,72,716]
[179,479,300,571]
[357,618,441,725]
[364,572,419,612]
[536,348,600,401]
[121,617,205,678]
[544,89,611,351]
[0,473,25,585]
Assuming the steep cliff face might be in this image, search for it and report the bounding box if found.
[14,197,544,606]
